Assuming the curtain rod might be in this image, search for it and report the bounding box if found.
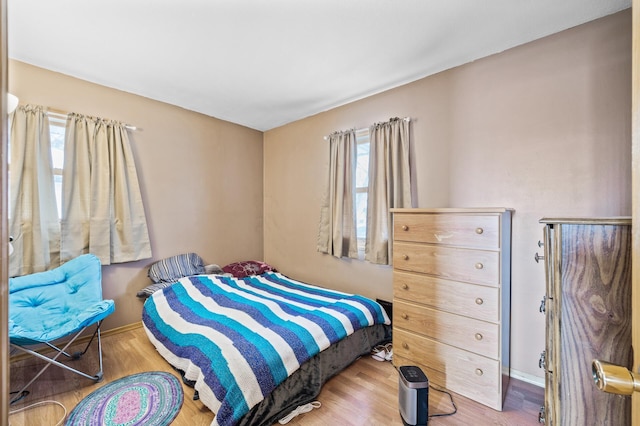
[323,117,410,141]
[46,109,138,131]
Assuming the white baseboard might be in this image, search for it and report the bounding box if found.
[510,368,545,388]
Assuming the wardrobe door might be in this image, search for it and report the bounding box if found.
[540,218,632,425]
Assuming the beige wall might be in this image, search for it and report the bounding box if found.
[264,9,632,382]
[9,60,265,330]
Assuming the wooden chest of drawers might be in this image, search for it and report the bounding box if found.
[391,208,512,410]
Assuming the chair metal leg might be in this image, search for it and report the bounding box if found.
[44,321,102,360]
[10,321,106,405]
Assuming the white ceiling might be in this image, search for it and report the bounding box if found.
[7,0,631,131]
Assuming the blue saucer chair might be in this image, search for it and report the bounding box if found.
[8,254,115,404]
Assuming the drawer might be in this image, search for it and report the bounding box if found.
[393,242,500,286]
[393,271,499,322]
[394,300,499,359]
[393,328,502,410]
[393,213,500,249]
[393,353,504,411]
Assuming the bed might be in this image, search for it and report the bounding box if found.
[141,269,391,426]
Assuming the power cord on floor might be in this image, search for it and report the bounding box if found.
[427,384,457,419]
[278,401,322,424]
[8,400,67,426]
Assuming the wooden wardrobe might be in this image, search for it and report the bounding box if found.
[539,218,632,425]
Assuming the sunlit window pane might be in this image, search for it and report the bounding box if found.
[356,192,368,240]
[50,123,65,170]
[356,142,369,188]
[49,119,66,218]
[355,128,370,249]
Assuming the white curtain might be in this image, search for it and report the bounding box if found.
[8,105,60,276]
[61,113,152,264]
[317,130,359,259]
[365,118,412,265]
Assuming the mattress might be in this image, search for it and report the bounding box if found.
[142,271,390,426]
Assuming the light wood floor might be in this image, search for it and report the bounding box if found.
[8,325,544,426]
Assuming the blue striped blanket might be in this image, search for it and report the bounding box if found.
[142,272,390,426]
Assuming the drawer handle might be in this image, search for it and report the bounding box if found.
[475,368,484,376]
[475,333,483,341]
[402,313,409,320]
[475,297,483,305]
[402,342,409,349]
[475,262,484,270]
[402,254,409,261]
[402,283,409,290]
[402,225,409,231]
[475,227,484,235]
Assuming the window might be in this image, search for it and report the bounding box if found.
[9,107,151,273]
[7,114,65,219]
[49,116,66,218]
[355,128,370,253]
[318,118,411,265]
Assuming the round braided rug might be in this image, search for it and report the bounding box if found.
[66,371,183,426]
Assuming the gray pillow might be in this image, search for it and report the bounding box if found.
[136,253,206,298]
[148,252,205,283]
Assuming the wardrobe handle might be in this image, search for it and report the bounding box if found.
[402,342,409,349]
[401,313,408,320]
[535,252,545,263]
[402,254,409,261]
[475,298,484,305]
[401,225,409,231]
[475,262,483,270]
[539,296,546,313]
[475,333,483,341]
[475,227,484,235]
[592,360,640,395]
[475,368,483,376]
[402,283,408,290]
